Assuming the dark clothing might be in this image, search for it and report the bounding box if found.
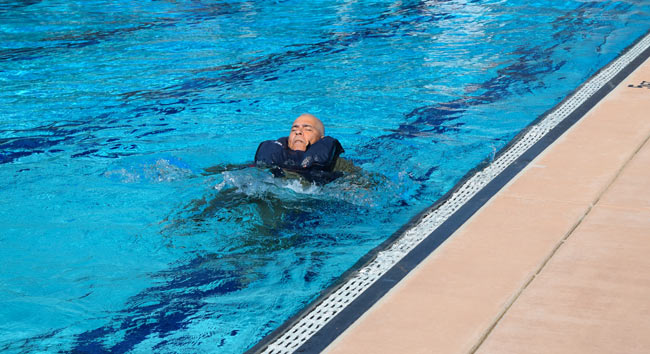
[254,136,345,184]
[203,137,373,186]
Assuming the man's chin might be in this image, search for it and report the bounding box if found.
[291,142,307,151]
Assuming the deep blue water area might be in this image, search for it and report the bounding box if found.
[1,0,649,352]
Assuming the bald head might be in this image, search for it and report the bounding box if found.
[288,113,325,151]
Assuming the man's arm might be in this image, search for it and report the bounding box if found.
[332,157,362,174]
[201,163,252,176]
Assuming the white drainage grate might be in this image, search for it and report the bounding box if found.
[260,32,650,354]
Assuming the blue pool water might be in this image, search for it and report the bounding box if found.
[2,0,649,352]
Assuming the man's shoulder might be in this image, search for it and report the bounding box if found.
[333,157,361,174]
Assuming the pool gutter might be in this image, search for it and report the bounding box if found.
[248,28,650,354]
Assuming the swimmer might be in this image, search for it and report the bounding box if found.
[204,113,361,182]
[254,113,361,183]
[175,114,385,234]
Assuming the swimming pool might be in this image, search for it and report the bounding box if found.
[2,0,649,353]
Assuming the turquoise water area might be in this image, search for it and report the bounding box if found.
[1,0,649,352]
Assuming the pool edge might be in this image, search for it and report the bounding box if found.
[248,28,650,354]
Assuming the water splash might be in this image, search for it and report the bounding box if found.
[212,167,396,209]
[104,157,194,183]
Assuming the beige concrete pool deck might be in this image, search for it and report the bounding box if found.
[324,57,650,353]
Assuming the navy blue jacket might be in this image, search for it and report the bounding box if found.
[254,136,344,183]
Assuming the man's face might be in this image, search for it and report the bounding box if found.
[288,115,323,151]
